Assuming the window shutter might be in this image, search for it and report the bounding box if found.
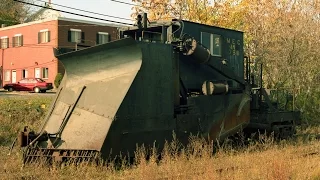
[12,37,15,47]
[7,38,9,48]
[48,31,51,42]
[81,32,85,43]
[96,33,99,45]
[68,30,71,42]
[38,32,41,44]
[21,35,23,46]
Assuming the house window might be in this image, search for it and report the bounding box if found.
[97,32,110,44]
[35,68,40,78]
[22,69,28,78]
[0,36,9,49]
[68,29,82,43]
[38,29,50,43]
[201,32,221,56]
[4,70,10,81]
[12,34,23,47]
[42,67,48,79]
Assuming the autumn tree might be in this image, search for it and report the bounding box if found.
[242,0,320,122]
[132,0,320,123]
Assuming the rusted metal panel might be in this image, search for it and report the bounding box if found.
[176,93,250,143]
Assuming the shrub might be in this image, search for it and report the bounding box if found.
[54,73,63,88]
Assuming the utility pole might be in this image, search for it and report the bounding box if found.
[1,49,3,87]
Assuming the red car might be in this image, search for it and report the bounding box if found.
[3,78,53,93]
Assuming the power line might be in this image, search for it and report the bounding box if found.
[110,0,180,19]
[3,60,57,71]
[0,21,127,27]
[34,0,133,21]
[110,0,140,7]
[13,0,134,26]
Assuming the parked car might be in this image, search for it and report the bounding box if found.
[3,78,53,93]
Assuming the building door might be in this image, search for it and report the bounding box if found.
[11,70,17,83]
[35,68,40,78]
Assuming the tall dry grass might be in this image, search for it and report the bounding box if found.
[1,134,320,180]
[0,97,320,179]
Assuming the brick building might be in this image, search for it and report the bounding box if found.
[0,17,123,88]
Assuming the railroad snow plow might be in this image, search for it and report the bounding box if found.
[17,17,300,164]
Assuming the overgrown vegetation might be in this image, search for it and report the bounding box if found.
[0,97,52,146]
[1,130,320,179]
[0,97,319,179]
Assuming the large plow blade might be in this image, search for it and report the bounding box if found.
[22,38,142,163]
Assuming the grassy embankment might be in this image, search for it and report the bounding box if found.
[1,97,320,179]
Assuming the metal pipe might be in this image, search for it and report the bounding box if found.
[259,63,263,107]
[293,89,295,111]
[248,55,254,85]
[143,13,147,30]
[28,86,86,147]
[260,63,263,88]
[27,88,63,147]
[161,25,167,43]
[55,85,87,136]
[37,87,64,133]
[244,56,249,82]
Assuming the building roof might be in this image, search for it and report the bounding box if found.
[0,16,128,31]
[24,3,63,23]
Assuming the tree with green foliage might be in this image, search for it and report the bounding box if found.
[0,0,34,26]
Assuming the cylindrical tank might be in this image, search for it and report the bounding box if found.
[183,36,211,64]
[201,81,229,95]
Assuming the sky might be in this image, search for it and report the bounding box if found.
[40,0,136,25]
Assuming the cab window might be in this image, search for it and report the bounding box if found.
[200,32,222,56]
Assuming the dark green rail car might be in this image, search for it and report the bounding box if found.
[17,18,300,164]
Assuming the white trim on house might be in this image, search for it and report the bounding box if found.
[70,28,82,32]
[98,32,109,35]
[14,34,22,36]
[40,29,49,32]
[0,36,8,39]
